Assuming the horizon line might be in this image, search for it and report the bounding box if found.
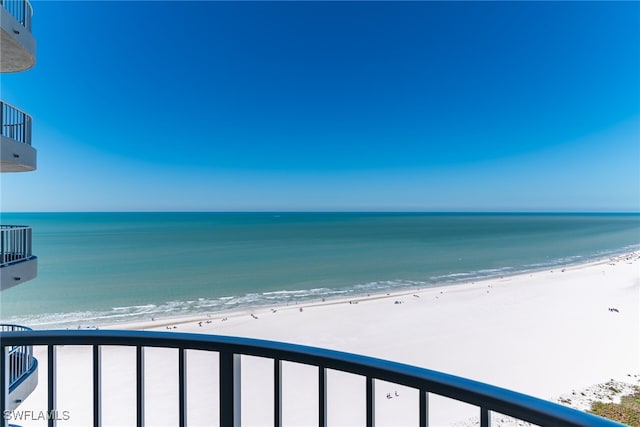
[2,210,639,215]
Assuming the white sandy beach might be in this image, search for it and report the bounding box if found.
[13,253,640,426]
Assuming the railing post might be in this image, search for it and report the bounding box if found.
[178,348,186,427]
[48,345,57,427]
[274,359,282,427]
[219,352,241,427]
[366,376,375,427]
[420,390,429,427]
[1,346,8,427]
[136,346,145,427]
[480,407,491,427]
[318,366,326,427]
[93,345,101,427]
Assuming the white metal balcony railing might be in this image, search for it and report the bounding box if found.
[0,225,33,266]
[0,330,624,427]
[0,101,32,146]
[0,325,36,394]
[0,0,32,32]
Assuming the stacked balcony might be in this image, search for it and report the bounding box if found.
[0,324,38,413]
[0,0,38,415]
[0,225,37,290]
[1,101,35,172]
[1,0,38,291]
[0,0,35,73]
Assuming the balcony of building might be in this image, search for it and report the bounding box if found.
[0,225,37,291]
[0,0,35,73]
[0,330,623,427]
[0,325,38,414]
[0,101,36,172]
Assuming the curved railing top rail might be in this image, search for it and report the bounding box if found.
[0,324,32,332]
[0,225,32,230]
[0,0,33,31]
[0,101,32,120]
[0,329,622,426]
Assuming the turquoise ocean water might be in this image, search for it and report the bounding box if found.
[1,212,638,329]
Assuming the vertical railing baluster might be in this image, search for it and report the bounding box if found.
[17,111,22,143]
[15,111,20,143]
[366,376,374,427]
[420,390,429,427]
[1,346,7,427]
[318,366,326,427]
[48,345,57,427]
[9,350,14,384]
[18,347,22,381]
[27,115,31,145]
[219,352,241,427]
[93,345,101,427]
[136,346,145,427]
[178,348,186,427]
[274,359,281,427]
[480,407,490,427]
[21,229,25,258]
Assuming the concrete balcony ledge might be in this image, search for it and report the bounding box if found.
[0,0,35,73]
[0,133,36,171]
[0,256,37,290]
[0,135,37,172]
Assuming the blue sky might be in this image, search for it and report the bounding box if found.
[1,1,639,212]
